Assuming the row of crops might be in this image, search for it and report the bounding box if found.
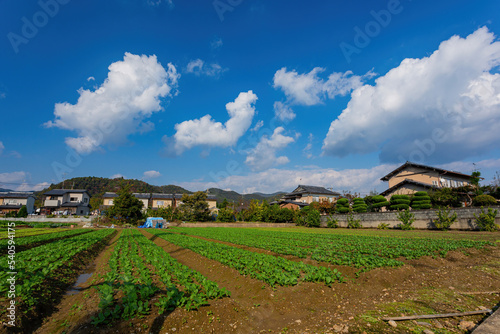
[92,229,231,325]
[0,229,91,252]
[148,229,344,286]
[0,229,114,312]
[0,227,69,239]
[170,227,495,272]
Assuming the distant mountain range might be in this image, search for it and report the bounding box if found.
[0,188,14,192]
[34,176,286,203]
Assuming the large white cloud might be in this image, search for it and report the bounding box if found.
[179,164,397,194]
[323,27,500,164]
[45,53,179,154]
[273,67,372,106]
[245,127,295,171]
[165,91,258,155]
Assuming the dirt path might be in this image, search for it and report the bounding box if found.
[34,229,122,334]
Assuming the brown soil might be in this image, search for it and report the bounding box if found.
[12,229,500,334]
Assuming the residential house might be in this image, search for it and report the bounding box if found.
[151,193,174,209]
[207,194,217,212]
[42,189,91,215]
[0,192,36,215]
[133,193,150,210]
[281,185,341,204]
[102,192,118,207]
[380,162,473,199]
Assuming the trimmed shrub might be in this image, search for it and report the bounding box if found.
[371,195,390,211]
[389,195,410,211]
[473,194,497,207]
[352,198,368,213]
[474,207,498,231]
[434,207,457,230]
[336,198,350,214]
[411,191,432,210]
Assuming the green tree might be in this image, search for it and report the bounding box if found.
[474,207,498,231]
[218,198,230,209]
[106,185,143,224]
[178,191,210,222]
[17,205,28,218]
[90,197,103,213]
[216,207,235,222]
[430,188,462,208]
[396,208,415,230]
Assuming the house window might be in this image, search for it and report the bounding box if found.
[312,196,319,202]
[158,201,164,206]
[70,197,78,202]
[83,198,88,203]
[50,196,58,200]
[432,180,439,186]
[109,200,114,205]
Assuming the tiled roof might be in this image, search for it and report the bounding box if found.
[44,189,89,196]
[379,179,438,196]
[286,185,340,196]
[380,161,472,181]
[0,192,35,199]
[151,193,174,199]
[133,193,151,199]
[103,192,118,198]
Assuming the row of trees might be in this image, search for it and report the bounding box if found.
[105,186,212,224]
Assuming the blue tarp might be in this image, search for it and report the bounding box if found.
[139,217,167,228]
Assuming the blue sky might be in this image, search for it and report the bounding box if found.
[1,0,500,194]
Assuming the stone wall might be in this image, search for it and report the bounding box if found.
[320,206,500,230]
[177,222,297,228]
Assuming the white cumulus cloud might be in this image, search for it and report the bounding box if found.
[143,170,161,179]
[110,174,125,179]
[273,67,372,106]
[323,27,500,164]
[186,59,226,77]
[165,91,258,155]
[178,164,397,195]
[0,141,4,155]
[274,101,296,122]
[16,182,50,192]
[45,52,179,154]
[245,127,295,171]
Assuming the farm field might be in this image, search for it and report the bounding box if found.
[0,226,499,334]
